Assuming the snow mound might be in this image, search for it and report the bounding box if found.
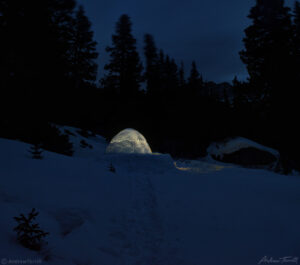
[207,137,279,158]
[106,128,152,154]
[207,137,280,168]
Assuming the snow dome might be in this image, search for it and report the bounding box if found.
[106,128,152,154]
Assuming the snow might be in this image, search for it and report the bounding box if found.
[57,125,107,159]
[207,136,280,159]
[1,128,300,265]
[106,128,152,154]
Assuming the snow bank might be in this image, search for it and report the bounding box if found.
[57,125,108,159]
[207,137,281,169]
[207,137,279,159]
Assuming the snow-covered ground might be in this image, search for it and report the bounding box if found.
[1,127,300,265]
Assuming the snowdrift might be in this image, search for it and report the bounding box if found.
[207,137,280,168]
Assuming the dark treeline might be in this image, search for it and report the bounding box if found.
[0,0,300,172]
[0,0,98,154]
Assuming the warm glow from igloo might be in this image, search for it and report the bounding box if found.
[106,128,152,154]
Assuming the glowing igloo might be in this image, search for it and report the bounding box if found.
[106,128,152,154]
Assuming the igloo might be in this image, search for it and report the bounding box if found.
[106,128,152,154]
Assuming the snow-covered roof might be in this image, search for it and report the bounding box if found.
[106,128,152,154]
[207,137,279,159]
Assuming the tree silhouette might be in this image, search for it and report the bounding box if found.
[240,0,294,105]
[239,0,300,172]
[14,208,49,251]
[156,49,167,95]
[164,56,179,98]
[103,14,143,98]
[70,5,98,88]
[294,1,300,44]
[187,61,203,97]
[293,1,300,88]
[0,0,77,123]
[144,34,159,96]
[68,4,99,128]
[178,61,186,92]
[29,143,43,159]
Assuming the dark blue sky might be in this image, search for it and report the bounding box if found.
[79,0,295,83]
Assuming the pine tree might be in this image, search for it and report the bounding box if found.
[66,4,99,128]
[14,208,49,251]
[178,61,186,91]
[70,5,98,88]
[240,0,294,104]
[157,49,166,94]
[165,57,179,97]
[187,61,202,97]
[293,1,300,86]
[232,76,243,109]
[144,34,159,95]
[223,87,230,106]
[239,0,298,160]
[295,1,300,43]
[294,2,300,37]
[109,163,116,173]
[29,143,43,159]
[46,0,77,123]
[0,0,77,123]
[103,14,143,97]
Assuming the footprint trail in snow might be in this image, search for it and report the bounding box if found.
[108,172,182,265]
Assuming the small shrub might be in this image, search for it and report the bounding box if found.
[77,128,96,138]
[14,208,49,251]
[80,139,93,149]
[109,163,116,173]
[64,129,76,136]
[29,143,43,159]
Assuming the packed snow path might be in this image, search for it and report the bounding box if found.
[107,173,164,264]
[105,158,182,265]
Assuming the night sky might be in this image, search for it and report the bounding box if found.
[79,0,295,83]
